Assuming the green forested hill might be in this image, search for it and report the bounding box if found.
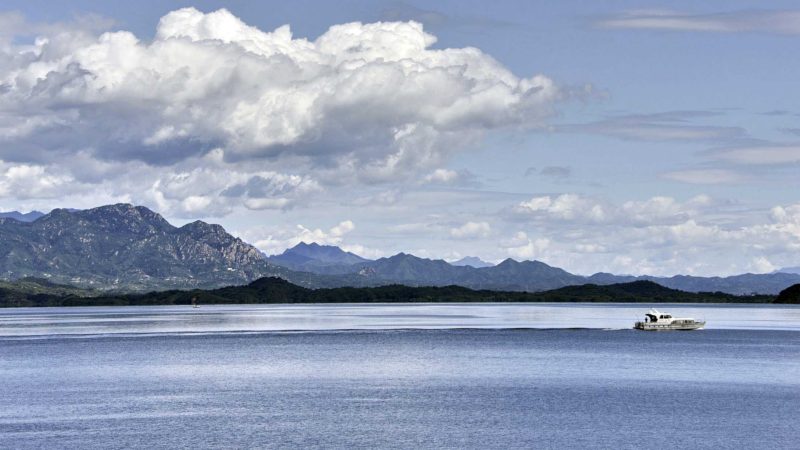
[775,284,800,304]
[0,277,775,308]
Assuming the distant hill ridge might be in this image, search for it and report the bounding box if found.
[0,210,46,222]
[0,277,778,308]
[775,284,800,304]
[330,251,800,295]
[267,242,368,272]
[451,256,494,268]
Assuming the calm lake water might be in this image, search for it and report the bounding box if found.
[1,303,798,449]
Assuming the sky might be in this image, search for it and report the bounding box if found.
[1,0,799,276]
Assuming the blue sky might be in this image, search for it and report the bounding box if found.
[1,1,799,275]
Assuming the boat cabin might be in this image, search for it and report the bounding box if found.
[644,310,672,323]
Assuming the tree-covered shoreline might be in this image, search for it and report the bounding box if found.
[1,276,786,308]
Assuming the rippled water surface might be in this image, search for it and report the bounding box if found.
[1,302,799,337]
[1,303,798,448]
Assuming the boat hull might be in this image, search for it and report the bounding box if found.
[634,321,705,331]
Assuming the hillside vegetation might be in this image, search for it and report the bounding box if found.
[775,284,800,304]
[0,277,776,308]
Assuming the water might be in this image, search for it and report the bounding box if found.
[2,303,799,337]
[1,304,799,449]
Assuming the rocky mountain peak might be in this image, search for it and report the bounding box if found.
[497,258,520,267]
[35,203,174,238]
[267,241,369,272]
[0,203,271,290]
[451,256,494,268]
[179,220,228,236]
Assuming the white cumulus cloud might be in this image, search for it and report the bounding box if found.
[515,193,712,226]
[501,231,551,260]
[0,161,80,199]
[450,221,491,238]
[516,194,608,222]
[505,194,800,276]
[425,169,460,184]
[240,220,358,256]
[0,7,561,192]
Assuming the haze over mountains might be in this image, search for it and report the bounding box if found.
[0,211,45,222]
[1,204,799,295]
[777,266,800,275]
[451,257,494,268]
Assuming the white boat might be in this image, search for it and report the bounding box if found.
[634,309,705,331]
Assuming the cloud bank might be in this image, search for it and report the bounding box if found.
[504,193,800,276]
[0,7,561,215]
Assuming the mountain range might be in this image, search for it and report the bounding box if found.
[266,242,369,273]
[321,251,800,295]
[0,204,271,290]
[0,204,350,291]
[1,203,798,294]
[342,254,584,291]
